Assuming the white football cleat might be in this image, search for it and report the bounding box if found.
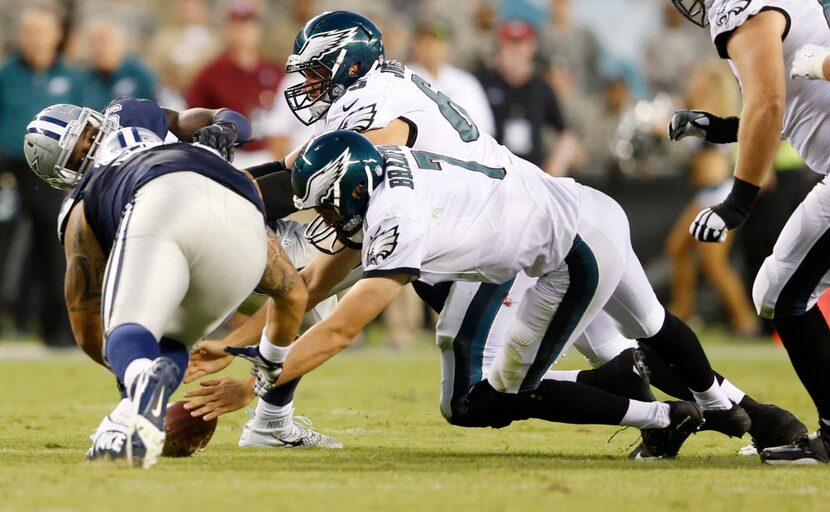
[87,399,132,464]
[238,411,343,449]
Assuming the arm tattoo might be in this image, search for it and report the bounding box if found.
[65,207,106,313]
[257,231,299,298]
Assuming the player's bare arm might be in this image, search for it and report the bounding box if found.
[688,10,787,243]
[727,10,787,188]
[300,246,362,309]
[276,275,409,385]
[163,107,216,140]
[257,229,308,347]
[63,202,107,366]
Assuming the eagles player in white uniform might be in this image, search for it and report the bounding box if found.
[227,130,712,459]
[668,0,830,464]
[190,11,815,456]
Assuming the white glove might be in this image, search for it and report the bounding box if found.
[689,208,729,243]
[791,43,830,81]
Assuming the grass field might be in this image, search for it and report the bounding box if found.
[2,333,829,512]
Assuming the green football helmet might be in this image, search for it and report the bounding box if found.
[284,11,384,125]
[292,130,384,253]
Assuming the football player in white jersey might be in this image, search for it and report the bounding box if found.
[670,0,830,463]
[191,10,814,456]
[225,129,712,459]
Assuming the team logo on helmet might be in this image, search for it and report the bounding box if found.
[296,27,359,62]
[293,146,352,210]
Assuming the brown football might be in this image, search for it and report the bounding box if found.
[162,400,218,457]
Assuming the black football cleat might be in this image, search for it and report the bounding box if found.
[760,429,830,465]
[629,400,703,460]
[746,403,808,451]
[699,404,751,438]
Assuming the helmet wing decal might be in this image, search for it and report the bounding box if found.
[297,27,360,62]
[294,146,353,208]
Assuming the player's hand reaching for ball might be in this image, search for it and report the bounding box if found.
[192,122,238,162]
[183,375,256,421]
[184,339,234,384]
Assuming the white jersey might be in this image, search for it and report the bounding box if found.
[316,60,515,170]
[361,145,581,285]
[708,0,830,174]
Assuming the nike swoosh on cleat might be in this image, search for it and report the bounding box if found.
[150,387,165,418]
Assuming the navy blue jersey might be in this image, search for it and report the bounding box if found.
[103,97,169,140]
[58,143,263,252]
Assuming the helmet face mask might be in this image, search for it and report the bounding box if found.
[284,11,385,125]
[672,0,708,27]
[24,105,117,189]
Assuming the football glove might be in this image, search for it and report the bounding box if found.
[791,43,829,81]
[193,122,238,162]
[689,208,729,243]
[689,178,760,243]
[668,109,739,144]
[224,345,283,397]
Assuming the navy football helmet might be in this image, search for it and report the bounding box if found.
[284,11,384,125]
[292,130,384,253]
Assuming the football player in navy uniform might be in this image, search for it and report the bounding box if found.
[23,96,342,450]
[54,126,306,467]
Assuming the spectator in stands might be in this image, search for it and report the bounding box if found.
[642,4,705,97]
[477,20,577,176]
[186,0,281,167]
[149,0,221,110]
[407,19,494,135]
[542,0,602,94]
[268,0,317,66]
[562,75,631,178]
[80,17,157,111]
[0,1,79,346]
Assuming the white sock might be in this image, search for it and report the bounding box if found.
[253,399,294,431]
[110,398,132,423]
[123,358,152,394]
[621,400,671,429]
[719,378,745,404]
[545,370,580,382]
[691,377,732,411]
[259,329,291,364]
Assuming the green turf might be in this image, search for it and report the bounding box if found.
[1,334,829,512]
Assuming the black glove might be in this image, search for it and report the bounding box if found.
[668,109,739,144]
[192,122,238,162]
[689,178,760,243]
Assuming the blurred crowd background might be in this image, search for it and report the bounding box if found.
[0,0,823,349]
